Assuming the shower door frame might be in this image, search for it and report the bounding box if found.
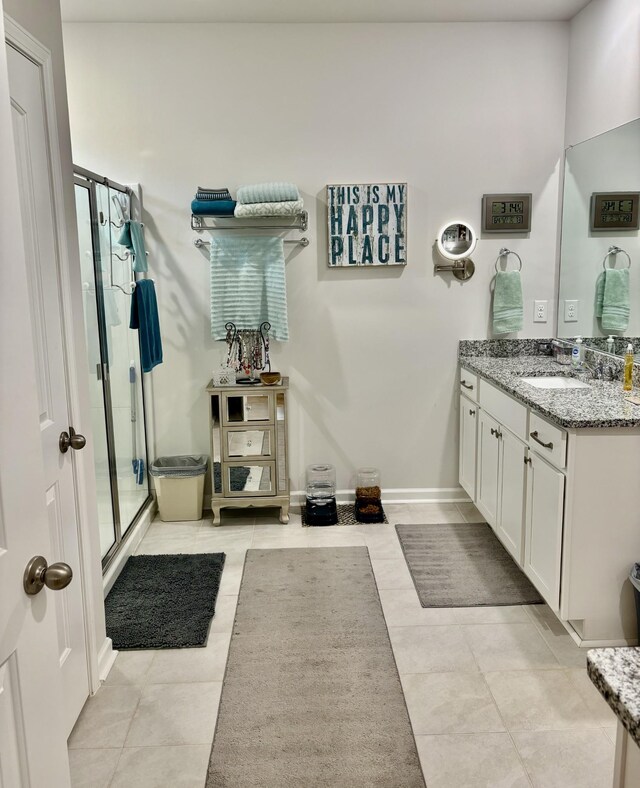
[74,167,152,570]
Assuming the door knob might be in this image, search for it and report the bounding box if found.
[23,555,73,595]
[59,427,86,453]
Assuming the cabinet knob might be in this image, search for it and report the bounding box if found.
[469,409,476,416]
[524,456,532,465]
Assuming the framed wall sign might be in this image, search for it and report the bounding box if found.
[327,183,407,266]
[590,192,640,231]
[482,193,532,233]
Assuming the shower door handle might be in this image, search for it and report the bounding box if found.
[59,427,87,453]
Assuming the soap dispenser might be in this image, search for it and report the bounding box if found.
[624,343,634,391]
[571,336,583,369]
[606,335,615,355]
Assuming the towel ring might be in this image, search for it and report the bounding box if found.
[494,247,522,273]
[602,245,631,270]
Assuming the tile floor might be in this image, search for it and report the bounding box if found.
[68,502,617,788]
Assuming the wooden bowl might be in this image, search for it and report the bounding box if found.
[260,372,281,386]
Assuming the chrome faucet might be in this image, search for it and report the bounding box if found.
[551,340,572,366]
[580,358,619,381]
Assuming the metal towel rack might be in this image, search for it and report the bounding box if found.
[195,237,309,249]
[191,210,308,233]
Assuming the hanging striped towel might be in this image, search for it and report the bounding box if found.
[210,237,289,341]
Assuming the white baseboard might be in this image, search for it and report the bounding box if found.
[103,498,156,597]
[96,636,117,685]
[290,487,471,506]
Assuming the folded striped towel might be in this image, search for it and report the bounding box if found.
[237,182,300,204]
[196,187,232,201]
[234,199,304,218]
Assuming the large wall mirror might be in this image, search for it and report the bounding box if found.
[557,118,640,355]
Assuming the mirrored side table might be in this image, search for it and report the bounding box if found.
[206,377,290,525]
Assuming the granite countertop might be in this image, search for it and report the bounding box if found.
[588,648,640,746]
[459,355,640,429]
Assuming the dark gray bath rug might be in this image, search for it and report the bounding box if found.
[105,552,225,649]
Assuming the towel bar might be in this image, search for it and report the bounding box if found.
[194,237,309,249]
[191,210,308,233]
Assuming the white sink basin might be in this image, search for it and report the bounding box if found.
[520,376,591,390]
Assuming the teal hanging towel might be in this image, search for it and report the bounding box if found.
[130,279,162,372]
[118,220,148,273]
[210,236,289,341]
[493,271,523,334]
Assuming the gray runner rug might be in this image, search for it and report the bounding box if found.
[206,547,425,787]
[396,523,544,607]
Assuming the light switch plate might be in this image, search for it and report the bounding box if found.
[534,300,547,323]
[564,300,578,322]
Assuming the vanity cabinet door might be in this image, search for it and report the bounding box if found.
[477,410,501,529]
[497,430,527,565]
[524,452,565,611]
[459,394,478,500]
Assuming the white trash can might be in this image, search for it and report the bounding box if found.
[150,455,208,522]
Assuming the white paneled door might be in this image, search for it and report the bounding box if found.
[0,13,71,788]
[6,37,89,736]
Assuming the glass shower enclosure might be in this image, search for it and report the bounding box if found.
[74,166,151,568]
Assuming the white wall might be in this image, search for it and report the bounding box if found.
[565,0,640,146]
[62,22,568,494]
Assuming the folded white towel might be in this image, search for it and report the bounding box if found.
[234,199,304,218]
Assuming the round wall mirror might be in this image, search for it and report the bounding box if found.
[436,221,477,261]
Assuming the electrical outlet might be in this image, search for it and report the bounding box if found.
[534,300,547,323]
[564,300,578,322]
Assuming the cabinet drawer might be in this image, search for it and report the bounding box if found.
[528,413,567,470]
[223,426,275,461]
[479,380,527,441]
[222,392,273,426]
[223,461,276,497]
[459,368,479,402]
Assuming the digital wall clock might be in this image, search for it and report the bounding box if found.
[590,192,639,231]
[482,193,532,233]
